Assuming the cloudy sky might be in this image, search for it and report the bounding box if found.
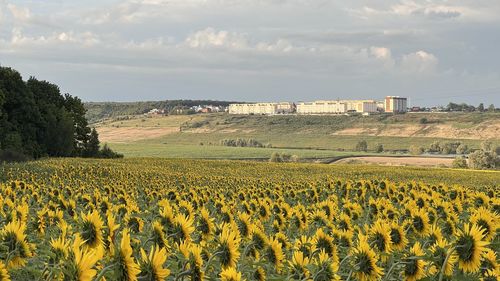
[1,0,499,106]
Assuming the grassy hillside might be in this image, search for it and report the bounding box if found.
[94,112,500,159]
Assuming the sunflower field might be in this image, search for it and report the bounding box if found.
[0,158,498,281]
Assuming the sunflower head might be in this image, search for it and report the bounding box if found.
[456,224,490,273]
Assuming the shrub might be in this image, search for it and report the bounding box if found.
[355,140,368,152]
[220,138,268,148]
[456,143,469,155]
[419,117,428,124]
[269,152,283,163]
[98,144,124,159]
[374,144,384,153]
[452,157,468,169]
[409,145,424,155]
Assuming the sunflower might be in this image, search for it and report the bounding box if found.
[172,214,195,243]
[429,238,457,277]
[126,215,144,234]
[368,220,392,255]
[220,267,242,281]
[389,222,408,251]
[0,261,10,281]
[80,210,105,250]
[294,235,316,258]
[65,235,103,281]
[456,223,490,273]
[178,242,204,281]
[410,209,430,236]
[426,225,443,248]
[314,250,340,281]
[265,237,284,273]
[50,236,70,262]
[151,221,168,249]
[480,249,499,274]
[115,229,141,281]
[250,225,268,252]
[481,269,499,281]
[253,267,266,281]
[106,212,120,255]
[236,212,251,238]
[403,242,427,281]
[350,235,384,281]
[139,246,170,281]
[0,220,33,268]
[313,228,337,258]
[198,208,215,241]
[470,207,498,242]
[289,251,310,279]
[217,224,241,269]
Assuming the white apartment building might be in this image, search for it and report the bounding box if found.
[296,100,347,114]
[229,102,295,115]
[385,96,408,113]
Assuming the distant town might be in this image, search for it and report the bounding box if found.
[229,96,407,115]
[137,97,498,118]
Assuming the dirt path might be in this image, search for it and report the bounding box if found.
[334,156,455,167]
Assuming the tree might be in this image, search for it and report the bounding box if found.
[452,157,468,169]
[85,128,100,157]
[355,140,368,152]
[64,94,91,156]
[468,150,497,170]
[477,103,485,112]
[488,104,495,112]
[0,65,122,161]
[375,143,384,153]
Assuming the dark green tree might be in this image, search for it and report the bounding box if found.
[85,128,100,157]
[477,103,484,112]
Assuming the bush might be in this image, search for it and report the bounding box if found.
[452,157,468,169]
[468,150,497,170]
[456,143,469,155]
[374,144,384,153]
[269,152,283,163]
[0,149,31,163]
[355,140,368,152]
[220,138,267,148]
[419,118,428,124]
[290,155,300,163]
[409,145,424,155]
[98,144,124,159]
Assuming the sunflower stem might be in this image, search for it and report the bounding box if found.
[438,246,455,281]
[383,261,402,281]
[345,270,353,281]
[175,269,192,281]
[95,263,118,281]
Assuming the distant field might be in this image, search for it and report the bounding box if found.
[95,112,500,160]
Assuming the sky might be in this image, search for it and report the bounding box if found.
[0,0,499,106]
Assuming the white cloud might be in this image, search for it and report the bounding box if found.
[401,50,438,74]
[185,28,248,49]
[7,3,31,21]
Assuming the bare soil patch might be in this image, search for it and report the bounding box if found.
[97,127,179,143]
[332,121,500,140]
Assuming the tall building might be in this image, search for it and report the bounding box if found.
[385,96,408,113]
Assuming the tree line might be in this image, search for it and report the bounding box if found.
[0,66,121,161]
